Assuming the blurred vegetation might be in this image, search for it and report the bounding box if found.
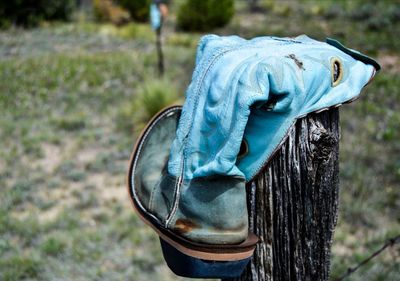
[0,0,76,28]
[118,0,152,23]
[92,0,130,26]
[0,0,399,280]
[177,0,234,31]
[117,78,182,133]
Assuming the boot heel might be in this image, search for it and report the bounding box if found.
[159,238,251,278]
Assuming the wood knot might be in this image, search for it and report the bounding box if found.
[309,119,337,162]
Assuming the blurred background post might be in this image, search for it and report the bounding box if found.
[150,0,168,76]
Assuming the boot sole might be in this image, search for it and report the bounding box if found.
[126,105,258,262]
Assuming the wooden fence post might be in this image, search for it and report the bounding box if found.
[226,108,340,281]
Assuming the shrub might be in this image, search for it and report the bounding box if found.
[177,0,234,32]
[93,0,130,26]
[389,4,400,23]
[118,0,151,22]
[0,255,42,280]
[0,0,76,28]
[41,237,66,256]
[117,79,182,133]
[322,5,343,20]
[348,3,375,21]
[43,0,76,21]
[50,113,86,131]
[117,23,154,41]
[366,17,391,31]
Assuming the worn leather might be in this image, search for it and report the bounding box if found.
[132,107,248,244]
[133,109,180,221]
[131,35,380,246]
[167,35,380,182]
[167,175,248,244]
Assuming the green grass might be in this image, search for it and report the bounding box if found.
[0,255,42,281]
[0,1,398,280]
[117,78,183,132]
[41,236,67,256]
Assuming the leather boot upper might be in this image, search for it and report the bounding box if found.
[131,35,380,246]
[167,35,380,182]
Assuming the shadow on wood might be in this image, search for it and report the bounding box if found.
[226,109,340,281]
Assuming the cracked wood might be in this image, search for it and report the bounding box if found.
[225,108,340,281]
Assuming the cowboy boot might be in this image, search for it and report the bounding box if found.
[127,35,379,278]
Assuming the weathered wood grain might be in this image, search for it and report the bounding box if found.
[226,109,340,281]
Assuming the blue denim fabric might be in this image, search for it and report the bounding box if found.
[168,35,379,181]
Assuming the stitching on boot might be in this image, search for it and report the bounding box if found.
[131,107,180,226]
[148,175,163,215]
[165,157,184,228]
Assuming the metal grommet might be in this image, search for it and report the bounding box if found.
[237,139,249,160]
[331,57,343,87]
